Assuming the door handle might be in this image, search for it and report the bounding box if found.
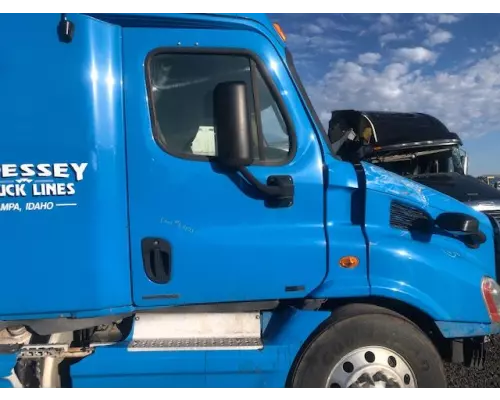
[141,238,172,284]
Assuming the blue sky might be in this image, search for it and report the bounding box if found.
[269,13,500,176]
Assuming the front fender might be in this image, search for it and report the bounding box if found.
[369,223,489,322]
[362,163,495,324]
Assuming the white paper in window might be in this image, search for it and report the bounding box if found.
[191,126,216,156]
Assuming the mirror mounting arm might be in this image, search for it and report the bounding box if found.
[238,166,287,198]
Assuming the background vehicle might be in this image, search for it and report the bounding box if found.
[329,109,469,176]
[0,13,499,389]
[328,109,500,231]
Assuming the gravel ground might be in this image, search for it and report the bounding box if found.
[445,336,500,387]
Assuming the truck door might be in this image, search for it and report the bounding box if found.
[122,26,327,307]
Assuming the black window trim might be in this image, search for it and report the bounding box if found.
[144,47,297,167]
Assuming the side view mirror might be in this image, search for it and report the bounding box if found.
[435,212,486,248]
[213,81,252,168]
[212,81,294,207]
[435,212,479,234]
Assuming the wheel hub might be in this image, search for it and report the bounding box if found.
[326,346,417,388]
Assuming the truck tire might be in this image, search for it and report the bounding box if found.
[290,312,446,388]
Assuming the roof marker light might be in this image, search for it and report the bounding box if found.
[273,23,286,42]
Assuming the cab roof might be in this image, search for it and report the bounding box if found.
[87,13,283,48]
[330,109,462,150]
[89,13,275,34]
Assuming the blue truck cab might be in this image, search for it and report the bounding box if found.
[0,13,499,388]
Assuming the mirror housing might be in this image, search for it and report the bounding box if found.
[213,81,252,168]
[435,212,479,234]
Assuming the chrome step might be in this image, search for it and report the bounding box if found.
[128,312,262,351]
[129,337,263,351]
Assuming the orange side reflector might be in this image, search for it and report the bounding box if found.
[339,256,360,269]
[273,22,286,42]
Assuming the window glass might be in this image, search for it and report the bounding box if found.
[149,53,291,163]
[254,66,290,161]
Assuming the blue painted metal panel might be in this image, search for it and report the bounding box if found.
[362,162,495,323]
[436,321,500,338]
[87,13,285,50]
[0,354,17,388]
[311,154,370,299]
[70,308,331,388]
[0,14,132,317]
[122,27,327,307]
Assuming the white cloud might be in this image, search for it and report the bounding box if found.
[380,32,411,46]
[415,13,462,25]
[380,33,398,43]
[438,14,461,24]
[394,47,438,64]
[303,24,324,35]
[358,52,382,65]
[422,23,437,33]
[316,17,359,33]
[287,33,350,54]
[284,19,353,57]
[369,14,398,34]
[302,52,500,140]
[380,14,394,26]
[425,29,453,46]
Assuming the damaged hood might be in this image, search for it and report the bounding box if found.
[362,163,495,225]
[362,162,455,211]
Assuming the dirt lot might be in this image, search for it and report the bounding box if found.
[446,336,500,387]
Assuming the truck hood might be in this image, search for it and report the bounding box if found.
[409,172,500,204]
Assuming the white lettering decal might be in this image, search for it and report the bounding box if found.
[70,163,88,182]
[2,164,17,178]
[0,203,21,212]
[0,162,89,212]
[20,164,36,177]
[53,163,70,179]
[36,164,52,177]
[26,202,54,211]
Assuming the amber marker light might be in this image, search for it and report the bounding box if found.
[273,23,286,42]
[339,256,359,269]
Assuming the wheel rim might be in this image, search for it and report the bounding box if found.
[326,346,417,388]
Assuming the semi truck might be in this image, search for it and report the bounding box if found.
[328,110,470,176]
[328,109,500,238]
[1,13,500,388]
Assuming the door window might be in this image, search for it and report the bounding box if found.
[147,52,292,164]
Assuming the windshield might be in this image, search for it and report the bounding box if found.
[373,145,466,177]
